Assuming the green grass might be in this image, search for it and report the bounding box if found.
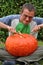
[38,40,43,46]
[0,40,43,65]
[0,41,5,48]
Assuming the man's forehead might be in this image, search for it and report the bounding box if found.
[23,8,34,12]
[22,9,34,16]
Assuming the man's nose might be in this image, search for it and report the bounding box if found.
[26,17,29,21]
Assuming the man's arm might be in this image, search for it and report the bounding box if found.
[0,22,16,33]
[32,24,43,32]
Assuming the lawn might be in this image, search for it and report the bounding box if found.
[0,40,43,65]
[38,40,43,46]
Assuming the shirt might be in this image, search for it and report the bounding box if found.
[10,19,38,38]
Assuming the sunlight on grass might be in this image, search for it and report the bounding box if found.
[38,40,43,46]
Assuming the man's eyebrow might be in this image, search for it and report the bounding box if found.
[24,14,33,18]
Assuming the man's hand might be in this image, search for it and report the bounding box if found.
[7,26,16,34]
[32,25,41,32]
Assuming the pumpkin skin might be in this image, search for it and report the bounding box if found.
[5,34,38,57]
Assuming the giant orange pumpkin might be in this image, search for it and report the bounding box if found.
[5,34,38,57]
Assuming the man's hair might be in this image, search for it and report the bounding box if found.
[21,3,35,13]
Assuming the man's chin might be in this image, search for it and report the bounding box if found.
[24,22,29,25]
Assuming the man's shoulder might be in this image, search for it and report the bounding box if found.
[30,20,37,26]
[11,18,19,23]
[11,19,19,28]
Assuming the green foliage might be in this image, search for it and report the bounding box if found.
[0,0,43,17]
[0,0,43,42]
[0,29,8,42]
[37,29,43,40]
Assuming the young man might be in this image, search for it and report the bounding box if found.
[0,3,43,65]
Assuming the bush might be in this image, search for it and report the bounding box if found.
[0,29,8,42]
[37,29,43,40]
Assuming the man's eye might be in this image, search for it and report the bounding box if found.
[24,14,33,19]
[29,17,33,19]
[24,15,27,17]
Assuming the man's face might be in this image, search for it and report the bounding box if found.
[20,8,35,25]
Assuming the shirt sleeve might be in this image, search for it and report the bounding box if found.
[33,17,43,25]
[0,15,20,26]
